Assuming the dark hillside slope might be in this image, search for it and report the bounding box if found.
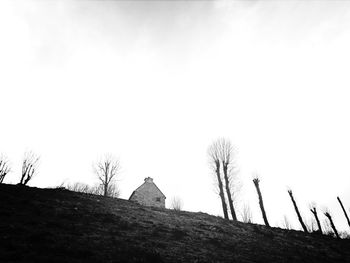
[0,184,349,263]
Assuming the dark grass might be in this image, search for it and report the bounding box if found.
[0,184,349,262]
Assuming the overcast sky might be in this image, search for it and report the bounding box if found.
[1,0,350,232]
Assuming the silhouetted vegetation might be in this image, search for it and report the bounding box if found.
[288,189,308,233]
[19,151,39,185]
[310,205,322,234]
[93,155,121,197]
[337,196,350,229]
[170,196,183,211]
[0,155,10,183]
[240,203,253,223]
[324,211,340,239]
[208,140,229,220]
[208,138,239,220]
[253,176,270,227]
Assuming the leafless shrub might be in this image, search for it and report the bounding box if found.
[282,215,292,230]
[240,203,253,223]
[170,196,184,211]
[19,152,39,185]
[64,182,120,198]
[0,155,11,183]
[339,231,350,239]
[305,217,317,233]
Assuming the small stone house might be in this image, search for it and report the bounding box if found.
[129,177,166,208]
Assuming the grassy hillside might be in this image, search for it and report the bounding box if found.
[0,184,349,263]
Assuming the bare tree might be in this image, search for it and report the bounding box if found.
[240,203,252,223]
[0,155,11,183]
[19,152,39,185]
[337,196,350,229]
[253,176,270,227]
[324,211,340,239]
[287,189,308,233]
[217,138,238,221]
[310,205,323,234]
[94,155,121,197]
[208,141,229,220]
[282,215,292,230]
[170,196,183,211]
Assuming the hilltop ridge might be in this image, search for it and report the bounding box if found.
[0,183,349,263]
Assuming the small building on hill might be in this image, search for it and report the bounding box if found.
[129,177,166,208]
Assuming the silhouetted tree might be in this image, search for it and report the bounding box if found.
[324,211,340,239]
[0,155,11,183]
[253,176,270,227]
[170,196,183,211]
[94,155,121,197]
[310,206,322,234]
[337,196,350,229]
[217,138,238,220]
[208,141,229,220]
[19,152,39,185]
[287,189,308,233]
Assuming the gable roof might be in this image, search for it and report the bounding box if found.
[129,178,166,200]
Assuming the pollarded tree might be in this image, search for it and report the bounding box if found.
[324,210,340,239]
[19,152,40,185]
[94,155,121,197]
[310,204,322,234]
[208,141,229,220]
[0,155,11,183]
[287,189,308,233]
[253,176,270,227]
[337,196,350,229]
[217,138,238,221]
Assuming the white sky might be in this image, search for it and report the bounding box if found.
[1,0,350,232]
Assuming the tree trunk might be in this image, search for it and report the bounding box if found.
[288,190,308,233]
[310,207,322,234]
[253,178,270,227]
[215,161,229,219]
[325,212,340,239]
[337,196,350,229]
[223,162,237,220]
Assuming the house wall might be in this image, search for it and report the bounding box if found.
[130,179,166,208]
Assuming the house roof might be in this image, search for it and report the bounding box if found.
[129,178,166,200]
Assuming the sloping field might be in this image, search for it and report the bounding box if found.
[0,184,349,263]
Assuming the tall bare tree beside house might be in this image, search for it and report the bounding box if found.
[217,138,238,221]
[310,205,322,234]
[208,141,229,220]
[324,211,340,239]
[253,176,270,227]
[19,152,39,185]
[0,155,11,183]
[337,196,350,229]
[94,155,121,197]
[287,189,308,233]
